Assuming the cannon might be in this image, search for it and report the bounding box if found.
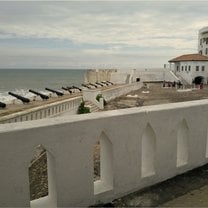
[62,87,72,94]
[29,89,49,100]
[45,88,64,96]
[72,86,82,92]
[8,92,30,104]
[0,101,6,108]
[101,81,109,86]
[89,83,98,88]
[81,84,91,89]
[106,81,114,85]
[96,82,104,87]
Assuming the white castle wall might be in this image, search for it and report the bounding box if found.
[110,69,179,84]
[84,69,117,83]
[84,69,179,85]
[82,82,142,108]
[0,99,208,207]
[102,82,142,101]
[0,96,83,124]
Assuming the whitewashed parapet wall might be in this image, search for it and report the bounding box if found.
[102,82,142,101]
[83,82,142,108]
[0,96,82,124]
[110,69,179,84]
[1,99,208,207]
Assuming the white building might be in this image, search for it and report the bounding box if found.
[198,26,208,56]
[169,54,208,84]
[169,27,208,85]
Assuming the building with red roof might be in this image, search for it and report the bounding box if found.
[168,28,208,85]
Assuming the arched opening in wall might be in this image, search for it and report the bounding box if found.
[29,145,57,207]
[177,119,189,167]
[141,123,156,178]
[93,132,113,195]
[193,76,204,85]
[94,141,100,181]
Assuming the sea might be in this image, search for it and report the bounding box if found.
[0,69,86,104]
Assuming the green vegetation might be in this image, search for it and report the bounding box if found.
[77,101,90,114]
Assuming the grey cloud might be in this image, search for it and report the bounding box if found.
[0,1,207,68]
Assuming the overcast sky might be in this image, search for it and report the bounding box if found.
[0,1,208,69]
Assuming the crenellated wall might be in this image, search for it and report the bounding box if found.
[0,99,208,207]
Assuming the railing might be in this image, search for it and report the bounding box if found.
[0,96,83,124]
[0,99,208,207]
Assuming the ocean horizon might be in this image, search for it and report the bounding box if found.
[0,69,86,104]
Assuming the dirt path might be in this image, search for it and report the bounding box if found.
[111,164,208,207]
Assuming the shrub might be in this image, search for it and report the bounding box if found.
[77,101,90,114]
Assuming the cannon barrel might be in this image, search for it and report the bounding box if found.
[29,89,49,100]
[62,87,72,94]
[72,86,82,91]
[106,81,113,85]
[81,84,91,89]
[0,101,6,108]
[45,88,64,96]
[66,86,73,90]
[101,81,109,86]
[8,92,30,103]
[96,82,104,87]
[89,83,98,88]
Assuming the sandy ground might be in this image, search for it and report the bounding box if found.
[105,83,208,110]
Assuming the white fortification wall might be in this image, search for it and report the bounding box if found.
[0,99,208,207]
[0,96,83,124]
[84,69,179,85]
[82,82,142,108]
[110,69,179,84]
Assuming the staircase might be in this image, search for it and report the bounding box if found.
[175,74,190,86]
[84,101,101,113]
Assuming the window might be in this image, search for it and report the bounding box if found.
[185,66,187,71]
[176,66,179,71]
[188,66,191,71]
[206,48,208,55]
[181,66,184,71]
[202,66,205,71]
[200,39,202,45]
[196,66,199,71]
